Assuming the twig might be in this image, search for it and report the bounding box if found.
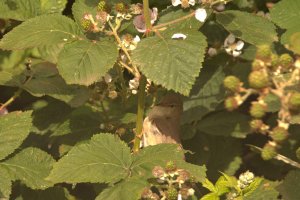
[0,89,23,110]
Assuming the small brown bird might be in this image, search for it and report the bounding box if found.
[141,94,183,147]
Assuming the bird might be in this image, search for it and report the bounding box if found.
[141,93,183,147]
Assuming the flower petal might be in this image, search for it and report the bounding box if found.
[224,34,236,46]
[172,0,182,6]
[232,50,242,57]
[189,0,196,6]
[172,33,187,40]
[236,40,245,51]
[195,8,207,22]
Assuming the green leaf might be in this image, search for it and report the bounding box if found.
[72,0,99,29]
[243,178,263,197]
[38,44,65,63]
[289,32,300,55]
[131,144,184,178]
[263,93,281,112]
[244,180,279,200]
[196,111,251,138]
[0,14,83,50]
[0,147,55,189]
[0,166,12,199]
[47,133,132,184]
[20,186,73,200]
[202,178,217,192]
[96,178,147,200]
[182,60,225,124]
[177,162,207,183]
[132,30,207,96]
[216,10,278,45]
[200,193,220,200]
[40,0,67,14]
[277,170,300,200]
[0,0,41,21]
[57,39,118,85]
[0,111,32,160]
[270,0,300,44]
[215,176,231,195]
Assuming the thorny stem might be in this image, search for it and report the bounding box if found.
[118,61,134,74]
[152,11,195,31]
[132,0,152,153]
[133,75,147,152]
[107,20,140,77]
[0,89,23,111]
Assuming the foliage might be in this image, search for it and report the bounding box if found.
[0,0,300,199]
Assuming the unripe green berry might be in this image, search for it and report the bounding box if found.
[248,71,269,89]
[256,45,272,60]
[270,126,288,142]
[279,53,293,69]
[115,2,126,13]
[166,187,178,200]
[223,76,241,92]
[97,1,107,12]
[270,54,279,69]
[261,143,277,160]
[250,119,263,132]
[296,147,300,160]
[250,102,267,119]
[288,92,300,111]
[165,161,177,172]
[225,97,239,111]
[252,59,264,71]
[81,19,91,31]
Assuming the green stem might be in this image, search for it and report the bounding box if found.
[133,75,147,152]
[0,89,22,110]
[142,0,152,30]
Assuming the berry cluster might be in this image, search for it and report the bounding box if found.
[141,161,196,200]
[224,45,300,160]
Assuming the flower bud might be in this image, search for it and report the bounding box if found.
[250,102,267,119]
[224,97,239,111]
[288,92,300,112]
[261,142,277,160]
[248,71,269,89]
[279,53,294,70]
[256,45,272,60]
[166,187,178,200]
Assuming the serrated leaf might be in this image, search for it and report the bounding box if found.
[244,180,279,200]
[182,60,226,124]
[0,147,55,189]
[243,178,263,197]
[0,0,41,21]
[215,176,231,195]
[270,0,300,44]
[202,179,217,192]
[0,111,32,160]
[216,10,277,45]
[131,144,184,178]
[277,170,300,200]
[0,14,83,50]
[200,193,220,200]
[57,39,118,85]
[38,44,64,63]
[177,162,207,183]
[96,178,147,200]
[0,166,12,199]
[47,133,132,184]
[197,111,251,138]
[132,30,207,96]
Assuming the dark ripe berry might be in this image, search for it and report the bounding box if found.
[224,97,239,111]
[256,45,272,60]
[223,76,241,92]
[270,126,288,142]
[261,143,277,160]
[166,187,178,200]
[288,92,300,111]
[248,71,269,89]
[250,102,267,119]
[279,53,294,69]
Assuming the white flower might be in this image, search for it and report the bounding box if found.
[187,188,195,196]
[172,0,195,8]
[195,8,207,22]
[172,33,187,40]
[177,194,183,200]
[129,78,139,90]
[122,35,141,51]
[224,34,244,57]
[208,47,217,57]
